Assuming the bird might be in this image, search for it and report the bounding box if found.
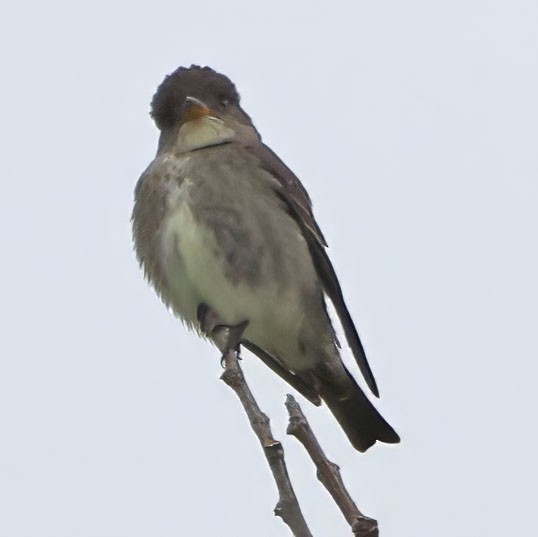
[132,65,399,452]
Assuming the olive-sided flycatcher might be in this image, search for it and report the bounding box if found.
[132,65,399,452]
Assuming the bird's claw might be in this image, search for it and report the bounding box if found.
[197,302,249,364]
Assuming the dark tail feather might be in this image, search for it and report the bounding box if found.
[319,372,400,453]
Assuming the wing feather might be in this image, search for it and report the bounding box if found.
[246,143,380,397]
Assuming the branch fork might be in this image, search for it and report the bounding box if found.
[220,348,381,536]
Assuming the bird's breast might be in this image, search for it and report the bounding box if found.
[157,171,265,328]
[152,147,321,361]
[158,176,215,326]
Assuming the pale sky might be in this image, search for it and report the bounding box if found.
[1,1,537,536]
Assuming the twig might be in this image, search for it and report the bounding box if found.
[285,394,379,537]
[220,349,313,537]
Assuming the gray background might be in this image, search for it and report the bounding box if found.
[1,1,537,536]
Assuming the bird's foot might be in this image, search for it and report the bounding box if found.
[197,303,249,365]
[216,321,249,366]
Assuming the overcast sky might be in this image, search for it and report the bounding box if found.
[1,1,537,536]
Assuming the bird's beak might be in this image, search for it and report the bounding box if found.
[182,96,212,122]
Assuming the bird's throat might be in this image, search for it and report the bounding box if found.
[176,117,236,153]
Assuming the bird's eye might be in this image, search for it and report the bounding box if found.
[220,97,230,108]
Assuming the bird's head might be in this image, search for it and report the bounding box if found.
[150,65,259,153]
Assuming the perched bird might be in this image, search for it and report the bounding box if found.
[132,65,399,452]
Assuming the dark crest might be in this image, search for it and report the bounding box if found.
[150,65,240,130]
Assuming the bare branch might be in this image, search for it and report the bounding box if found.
[220,349,313,537]
[285,394,379,537]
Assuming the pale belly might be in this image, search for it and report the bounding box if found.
[157,190,319,369]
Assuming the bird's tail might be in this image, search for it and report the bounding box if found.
[317,367,400,452]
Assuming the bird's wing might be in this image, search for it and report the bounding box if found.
[241,340,322,406]
[246,143,380,397]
